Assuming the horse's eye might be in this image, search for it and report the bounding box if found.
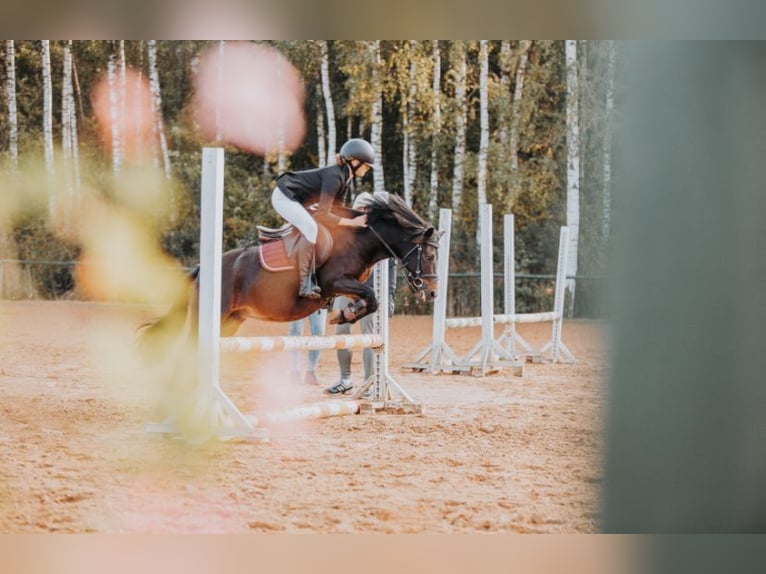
[425,255,435,261]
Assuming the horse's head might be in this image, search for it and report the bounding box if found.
[399,226,440,302]
[364,193,440,302]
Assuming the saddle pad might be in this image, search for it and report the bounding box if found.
[259,241,294,272]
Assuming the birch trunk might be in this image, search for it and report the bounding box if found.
[108,48,122,176]
[316,87,327,168]
[428,40,441,220]
[319,41,336,164]
[147,40,172,182]
[119,40,127,160]
[403,40,418,206]
[510,40,531,178]
[70,45,81,194]
[451,41,467,214]
[5,41,18,167]
[476,40,490,246]
[42,40,55,216]
[565,40,581,317]
[61,41,73,194]
[498,41,511,153]
[601,41,616,240]
[370,41,385,193]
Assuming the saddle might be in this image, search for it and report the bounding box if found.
[256,223,333,272]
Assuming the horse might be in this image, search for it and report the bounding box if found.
[136,193,440,360]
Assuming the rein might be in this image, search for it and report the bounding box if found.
[367,224,437,293]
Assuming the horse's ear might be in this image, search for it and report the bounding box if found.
[424,227,435,240]
[437,229,445,240]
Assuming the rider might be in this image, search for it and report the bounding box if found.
[271,138,373,299]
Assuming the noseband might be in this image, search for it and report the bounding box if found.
[367,225,438,294]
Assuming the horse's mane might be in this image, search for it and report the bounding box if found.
[364,193,430,233]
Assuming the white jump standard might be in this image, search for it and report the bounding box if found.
[406,204,575,376]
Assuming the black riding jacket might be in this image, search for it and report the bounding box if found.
[276,164,353,227]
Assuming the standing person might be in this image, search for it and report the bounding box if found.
[270,139,373,299]
[325,192,397,395]
[288,308,328,386]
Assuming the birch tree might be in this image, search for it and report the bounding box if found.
[601,40,616,240]
[369,41,385,192]
[565,40,581,316]
[107,46,122,176]
[42,40,55,216]
[147,40,172,181]
[451,41,467,215]
[498,41,512,155]
[61,41,74,194]
[319,40,336,163]
[316,86,327,167]
[476,40,490,246]
[428,40,441,219]
[402,40,418,206]
[5,41,18,167]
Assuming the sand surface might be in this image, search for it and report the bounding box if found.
[0,300,606,533]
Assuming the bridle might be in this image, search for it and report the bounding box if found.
[367,225,438,294]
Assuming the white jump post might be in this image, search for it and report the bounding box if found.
[402,208,463,373]
[456,203,523,376]
[146,147,265,441]
[356,256,420,411]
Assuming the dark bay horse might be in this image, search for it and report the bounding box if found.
[137,193,440,358]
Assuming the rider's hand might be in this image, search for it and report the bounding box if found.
[353,214,368,227]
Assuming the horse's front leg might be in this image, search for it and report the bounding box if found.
[326,278,378,325]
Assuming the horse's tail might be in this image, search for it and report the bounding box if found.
[135,266,199,364]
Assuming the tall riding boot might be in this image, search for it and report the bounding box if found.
[297,241,322,299]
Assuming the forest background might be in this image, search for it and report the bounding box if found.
[0,40,619,317]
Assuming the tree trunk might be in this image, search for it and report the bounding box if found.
[108,46,122,176]
[62,41,73,195]
[42,40,55,217]
[602,40,616,240]
[5,41,18,167]
[498,41,511,154]
[565,40,581,317]
[147,40,172,182]
[451,41,467,215]
[370,41,385,193]
[476,40,490,246]
[403,40,418,206]
[429,40,441,220]
[319,41,336,164]
[316,86,327,168]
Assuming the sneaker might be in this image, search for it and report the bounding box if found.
[324,378,353,395]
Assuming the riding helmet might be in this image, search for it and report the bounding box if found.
[339,138,375,168]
